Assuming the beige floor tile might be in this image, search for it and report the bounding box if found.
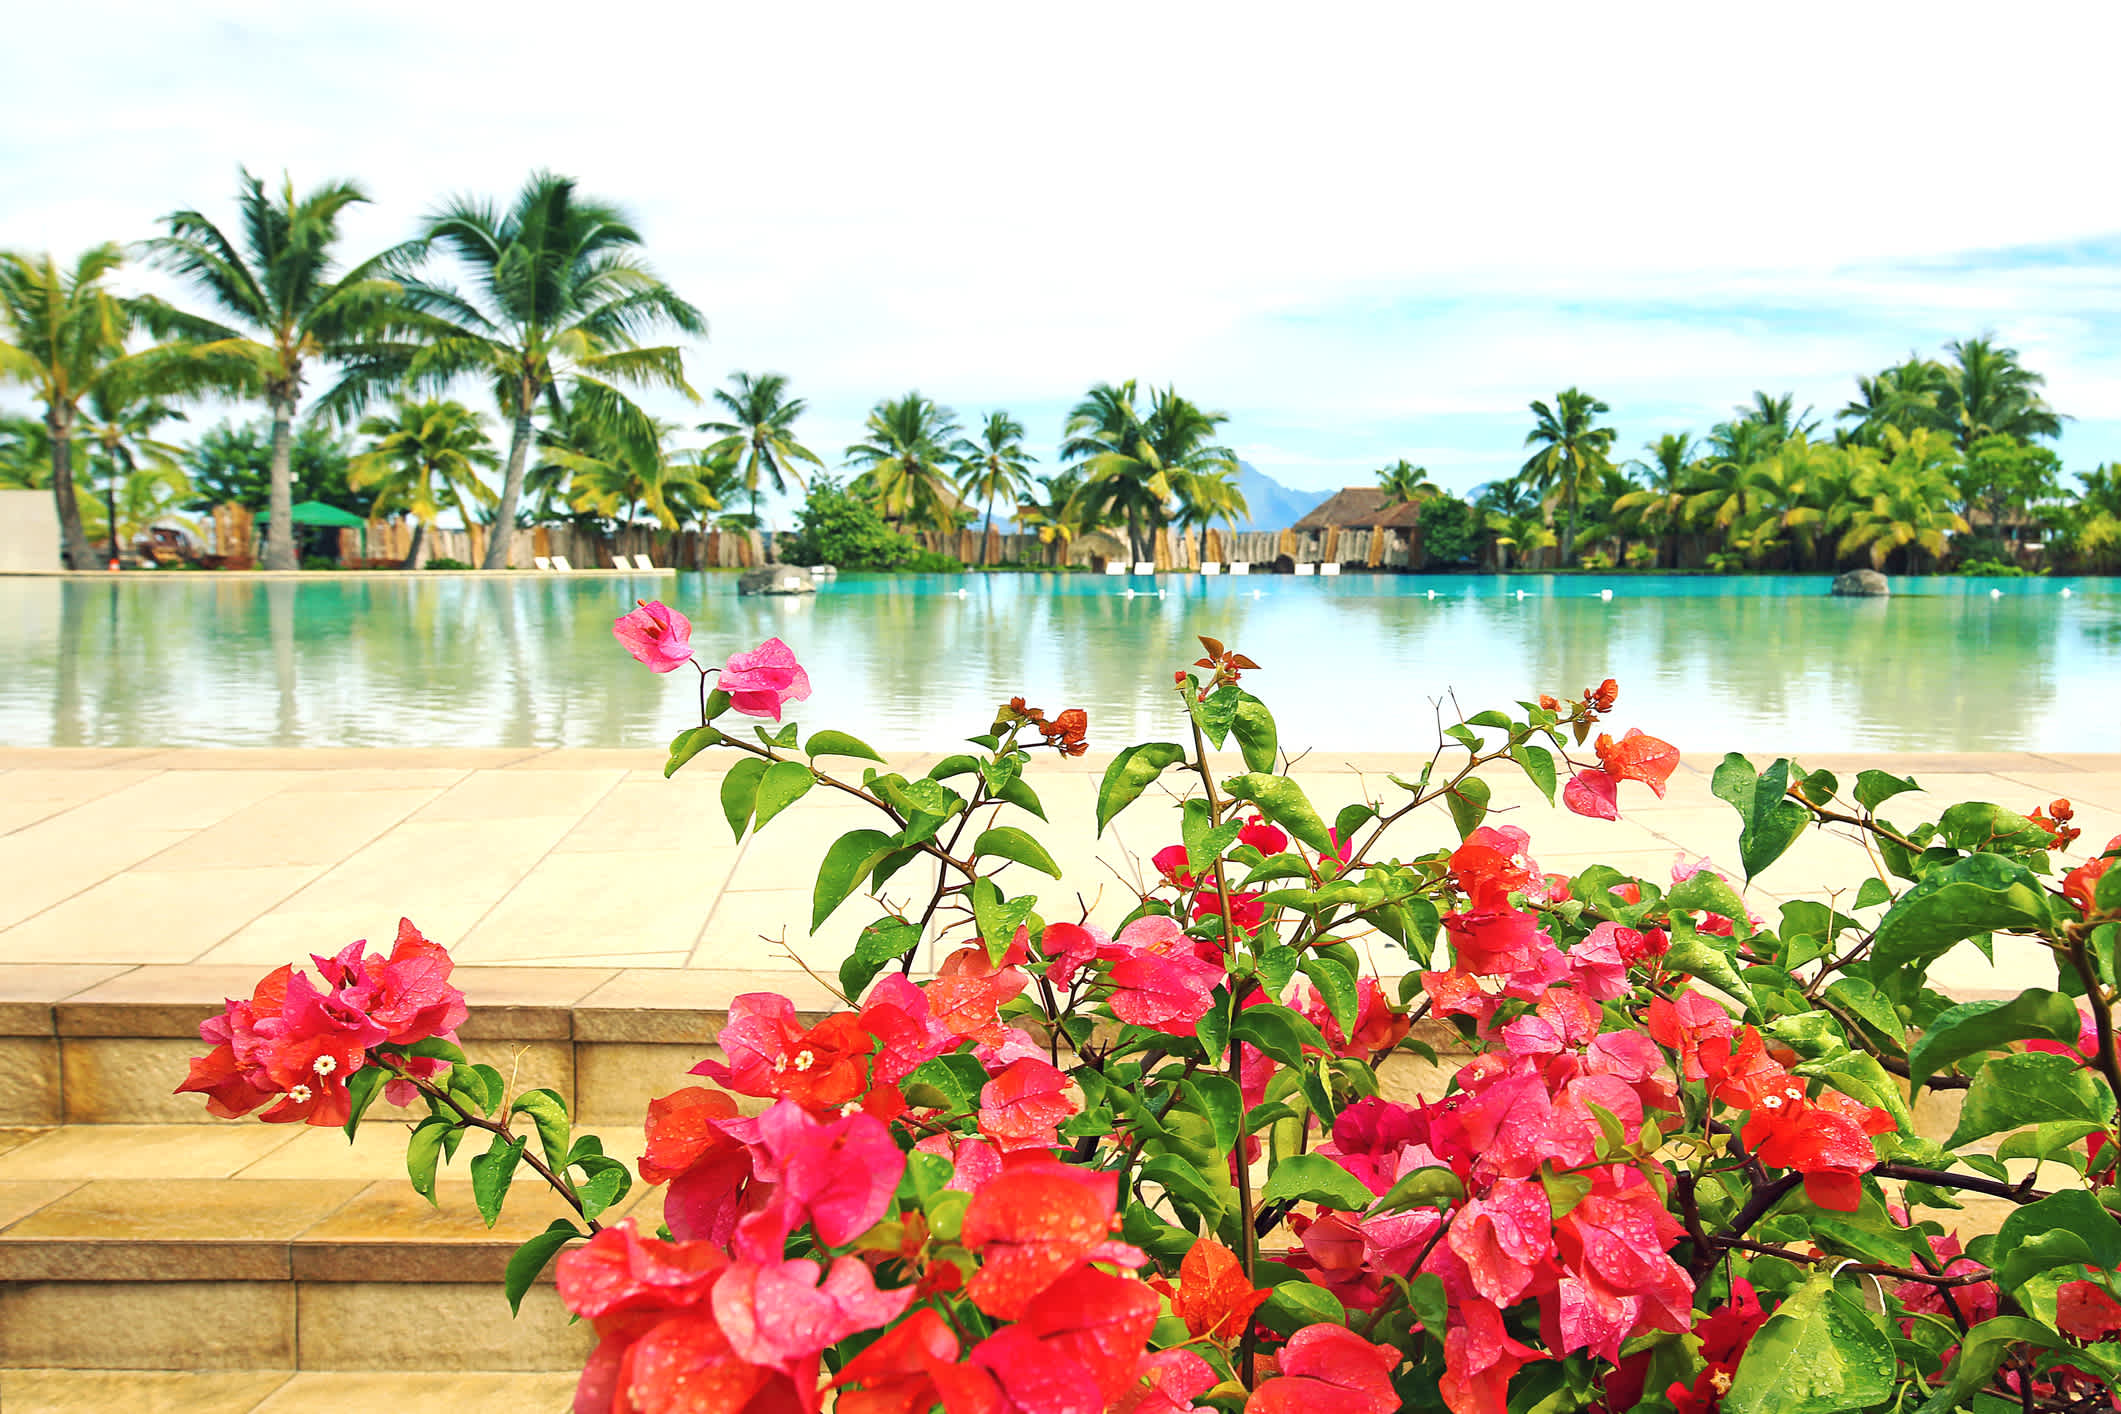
[139,789,442,871]
[0,1369,292,1413]
[453,850,721,964]
[0,827,196,930]
[411,769,623,823]
[694,888,869,971]
[552,779,747,854]
[0,1178,366,1280]
[197,906,496,967]
[0,1124,302,1181]
[0,865,324,964]
[0,964,135,1033]
[251,1371,578,1411]
[0,1179,81,1230]
[45,770,306,833]
[0,769,159,836]
[272,768,471,793]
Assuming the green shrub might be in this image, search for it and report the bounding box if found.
[1416,495,1480,568]
[777,478,956,571]
[1956,557,2034,577]
[425,557,473,570]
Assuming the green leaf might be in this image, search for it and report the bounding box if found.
[1906,990,2085,1092]
[1915,1317,2068,1413]
[701,688,732,720]
[1822,977,1906,1045]
[572,1156,631,1219]
[719,757,768,841]
[1260,1153,1374,1210]
[973,826,1062,879]
[805,729,884,764]
[1723,1269,1895,1414]
[469,1132,527,1227]
[1664,921,1755,1009]
[1404,1272,1447,1338]
[903,1053,988,1114]
[400,1035,468,1066]
[664,725,724,779]
[1096,743,1187,833]
[1221,774,1334,855]
[1193,682,1242,748]
[751,760,815,830]
[1231,1003,1329,1069]
[1256,1281,1345,1336]
[1994,1190,2121,1290]
[1375,1165,1465,1213]
[342,1064,388,1139]
[1138,1153,1229,1220]
[1181,1075,1243,1155]
[969,878,1037,964]
[1853,769,1919,813]
[1666,868,1754,939]
[1232,694,1279,773]
[1510,743,1557,803]
[1299,956,1359,1039]
[994,774,1046,821]
[509,1089,571,1173]
[1711,754,1810,882]
[813,829,895,933]
[1853,876,1893,910]
[1195,997,1231,1066]
[1939,802,2054,854]
[1799,1051,1912,1132]
[928,753,981,781]
[504,1219,583,1315]
[405,1117,452,1206]
[1946,1051,2118,1148]
[1869,853,2056,973]
[448,1062,505,1117]
[1444,777,1491,840]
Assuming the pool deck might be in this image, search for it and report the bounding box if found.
[2,746,2114,1001]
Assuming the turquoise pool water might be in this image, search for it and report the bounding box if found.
[2,573,2116,752]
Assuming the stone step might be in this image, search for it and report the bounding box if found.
[0,1123,648,1375]
[0,1369,580,1412]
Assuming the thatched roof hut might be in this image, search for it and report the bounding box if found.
[1292,488,1427,531]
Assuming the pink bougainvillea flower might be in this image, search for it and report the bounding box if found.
[1298,976,1411,1059]
[1646,989,1735,1080]
[639,1085,761,1245]
[1445,907,1554,978]
[611,599,695,673]
[1563,768,1620,820]
[1151,844,1196,890]
[2058,1277,2121,1340]
[1237,815,1287,855]
[1247,1323,1400,1414]
[914,1132,1005,1193]
[1594,728,1679,797]
[712,1248,913,1375]
[719,637,812,720]
[1447,1178,1555,1306]
[978,1056,1075,1151]
[925,943,1029,1047]
[1106,947,1224,1035]
[1003,1265,1163,1409]
[1113,1349,1216,1414]
[556,1218,728,1321]
[1037,921,1111,989]
[858,973,957,1082]
[832,1307,960,1414]
[747,1100,904,1247]
[690,994,875,1112]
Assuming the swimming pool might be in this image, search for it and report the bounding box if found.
[2,572,2115,752]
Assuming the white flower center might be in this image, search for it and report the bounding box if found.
[792,1050,816,1073]
[1710,1369,1734,1396]
[840,1101,862,1117]
[773,1054,788,1073]
[287,1084,313,1104]
[1759,1095,1783,1110]
[312,1055,337,1076]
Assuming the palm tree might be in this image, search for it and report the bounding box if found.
[957,412,1035,565]
[536,409,701,538]
[1062,382,1238,562]
[1016,468,1095,567]
[1520,388,1615,565]
[1173,464,1250,565]
[348,400,500,568]
[1732,391,1819,448]
[1940,336,2063,451]
[0,415,45,490]
[1616,433,1696,568]
[0,245,192,568]
[145,170,424,570]
[1836,428,1968,571]
[1375,459,1440,507]
[844,393,969,533]
[2062,465,2121,572]
[407,171,706,567]
[698,371,823,528]
[1838,356,1951,446]
[81,391,188,565]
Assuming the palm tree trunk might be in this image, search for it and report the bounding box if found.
[264,397,298,572]
[403,519,429,571]
[47,409,95,570]
[1560,480,1578,567]
[481,402,536,570]
[982,496,994,567]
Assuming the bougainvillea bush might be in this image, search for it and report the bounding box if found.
[179,602,2121,1413]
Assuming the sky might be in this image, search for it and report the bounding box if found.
[9,0,2121,519]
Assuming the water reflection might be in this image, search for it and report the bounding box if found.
[0,573,2115,752]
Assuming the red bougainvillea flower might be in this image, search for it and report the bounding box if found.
[1450,827,1541,911]
[926,943,1030,1048]
[640,1085,761,1245]
[1594,728,1679,796]
[557,1218,728,1322]
[1168,1236,1270,1343]
[1298,976,1411,1059]
[1113,1349,1215,1414]
[611,599,695,672]
[960,1164,1120,1319]
[1447,1178,1555,1306]
[858,974,958,1082]
[1152,844,1196,891]
[1037,921,1110,990]
[978,1057,1076,1151]
[1664,1281,1768,1413]
[2058,1277,2121,1340]
[2063,835,2121,914]
[1646,990,1735,1081]
[712,1246,914,1376]
[1563,769,1621,820]
[1727,1066,1892,1212]
[1248,1323,1401,1414]
[1440,1298,1543,1414]
[178,965,294,1119]
[719,637,812,720]
[832,1307,960,1414]
[1238,815,1287,854]
[690,994,875,1111]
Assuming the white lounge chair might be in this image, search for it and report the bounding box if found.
[1133,561,1154,575]
[1320,562,1342,576]
[631,553,658,570]
[552,555,575,572]
[1230,562,1250,576]
[533,556,553,571]
[1294,562,1317,576]
[1103,562,1127,576]
[1200,562,1222,576]
[809,564,837,577]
